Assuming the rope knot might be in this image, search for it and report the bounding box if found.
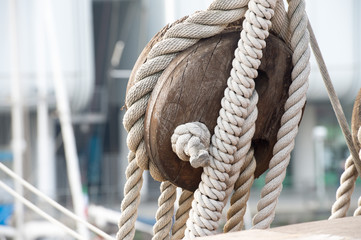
[171,122,211,168]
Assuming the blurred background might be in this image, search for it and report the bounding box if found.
[0,0,360,239]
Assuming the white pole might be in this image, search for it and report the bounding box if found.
[313,126,327,202]
[9,1,25,239]
[41,1,90,238]
[35,0,55,200]
[0,162,114,240]
[0,180,84,240]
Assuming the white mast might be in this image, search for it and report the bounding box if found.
[35,0,55,200]
[9,1,25,239]
[42,1,90,238]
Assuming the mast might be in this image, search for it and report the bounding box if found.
[9,1,25,239]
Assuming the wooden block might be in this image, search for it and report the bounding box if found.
[126,18,295,191]
[144,28,293,191]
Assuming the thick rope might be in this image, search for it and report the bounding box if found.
[153,181,177,240]
[329,155,358,219]
[224,148,256,232]
[222,90,257,232]
[185,1,277,238]
[172,190,194,240]
[117,152,143,240]
[222,1,288,231]
[171,122,211,168]
[224,91,258,200]
[271,0,289,43]
[223,1,289,232]
[118,2,252,239]
[252,0,310,229]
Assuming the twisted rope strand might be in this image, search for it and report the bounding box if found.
[224,91,258,200]
[153,181,177,240]
[223,1,289,232]
[271,0,289,43]
[172,190,194,239]
[185,1,277,238]
[117,152,143,240]
[222,90,257,232]
[252,0,311,229]
[224,2,290,231]
[225,148,256,232]
[329,155,358,219]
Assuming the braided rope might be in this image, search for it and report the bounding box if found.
[271,0,289,43]
[117,152,143,240]
[222,90,257,232]
[224,91,258,200]
[252,0,310,229]
[224,148,256,232]
[223,1,290,232]
[185,1,277,237]
[153,181,177,240]
[329,155,358,219]
[172,190,194,239]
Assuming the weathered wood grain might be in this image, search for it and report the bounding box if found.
[143,29,293,191]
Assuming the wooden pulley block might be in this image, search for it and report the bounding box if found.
[351,88,361,150]
[127,20,294,192]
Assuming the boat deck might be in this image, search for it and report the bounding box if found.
[200,216,361,239]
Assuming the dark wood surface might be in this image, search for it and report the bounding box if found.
[142,29,293,191]
[351,88,361,150]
